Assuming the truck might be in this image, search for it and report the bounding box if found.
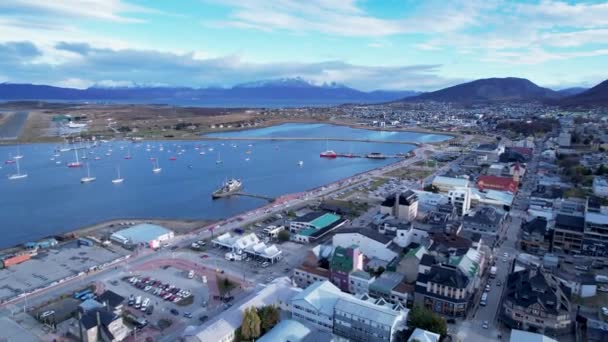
[135,296,142,309]
[490,266,497,278]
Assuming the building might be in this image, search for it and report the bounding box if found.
[258,319,312,342]
[333,227,397,263]
[333,295,408,342]
[448,187,471,216]
[431,176,470,193]
[68,308,130,342]
[582,198,608,257]
[212,232,283,263]
[501,269,572,337]
[477,175,519,193]
[380,191,419,221]
[96,290,125,316]
[289,212,344,243]
[558,132,571,147]
[415,264,473,317]
[488,163,506,176]
[552,214,585,254]
[290,280,408,342]
[294,263,331,289]
[509,330,558,342]
[472,143,505,163]
[408,328,441,342]
[348,270,375,296]
[183,277,299,342]
[330,246,364,292]
[396,245,427,283]
[520,217,552,255]
[369,271,409,305]
[110,224,173,248]
[592,177,608,197]
[462,206,506,237]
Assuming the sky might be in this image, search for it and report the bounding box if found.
[0,0,607,91]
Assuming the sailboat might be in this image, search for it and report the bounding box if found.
[8,157,27,180]
[112,167,124,184]
[216,152,222,164]
[80,163,96,183]
[5,153,15,164]
[152,159,162,173]
[14,146,23,160]
[124,148,132,159]
[67,149,83,168]
[298,160,304,166]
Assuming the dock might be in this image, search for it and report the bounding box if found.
[201,136,424,146]
[213,191,275,202]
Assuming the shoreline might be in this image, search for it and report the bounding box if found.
[0,117,456,146]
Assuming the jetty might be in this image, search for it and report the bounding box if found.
[201,136,424,146]
[213,191,275,202]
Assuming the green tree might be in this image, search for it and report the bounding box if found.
[277,230,290,242]
[257,305,280,333]
[409,306,448,337]
[241,307,262,341]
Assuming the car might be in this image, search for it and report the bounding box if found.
[503,258,508,263]
[497,280,502,286]
[146,305,154,315]
[482,321,489,329]
[200,254,209,259]
[485,285,491,292]
[184,312,192,318]
[170,309,179,316]
[199,315,209,322]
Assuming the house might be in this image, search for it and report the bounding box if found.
[380,191,419,221]
[68,308,130,342]
[293,251,331,288]
[472,143,505,163]
[369,272,408,305]
[348,270,375,296]
[415,264,473,317]
[448,187,471,216]
[333,227,398,263]
[396,245,427,283]
[477,175,519,193]
[501,269,572,336]
[520,217,552,255]
[462,206,506,237]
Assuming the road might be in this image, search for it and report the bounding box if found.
[455,140,541,342]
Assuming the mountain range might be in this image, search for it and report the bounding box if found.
[0,77,605,107]
[0,78,420,106]
[399,77,606,106]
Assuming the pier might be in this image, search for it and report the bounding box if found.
[213,191,275,202]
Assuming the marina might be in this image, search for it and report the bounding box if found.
[0,123,450,248]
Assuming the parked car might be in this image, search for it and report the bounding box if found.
[184,312,192,318]
[170,309,179,315]
[482,321,489,329]
[199,315,208,322]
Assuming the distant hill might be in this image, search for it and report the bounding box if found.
[400,77,561,103]
[556,87,588,96]
[558,80,608,107]
[0,79,418,106]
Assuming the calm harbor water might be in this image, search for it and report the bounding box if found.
[0,124,449,248]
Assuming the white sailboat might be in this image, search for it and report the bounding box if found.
[68,148,83,167]
[80,163,96,183]
[152,159,162,173]
[14,146,23,160]
[298,160,304,166]
[112,167,124,184]
[8,157,27,180]
[216,152,222,164]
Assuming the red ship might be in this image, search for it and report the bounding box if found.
[320,150,337,158]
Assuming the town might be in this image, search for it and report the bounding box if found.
[1,103,608,342]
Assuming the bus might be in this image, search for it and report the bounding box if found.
[480,292,488,306]
[73,289,93,300]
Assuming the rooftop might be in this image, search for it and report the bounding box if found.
[111,223,172,244]
[335,295,405,327]
[335,227,392,244]
[555,214,585,232]
[509,329,558,342]
[258,319,312,342]
[428,264,469,289]
[408,328,440,342]
[370,271,404,293]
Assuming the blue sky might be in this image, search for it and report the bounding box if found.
[0,0,607,90]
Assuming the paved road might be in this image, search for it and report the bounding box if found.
[0,111,28,140]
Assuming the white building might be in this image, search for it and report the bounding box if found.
[432,176,470,193]
[558,132,571,147]
[408,328,440,342]
[593,177,608,198]
[183,277,299,342]
[380,191,419,221]
[448,187,471,216]
[212,232,283,262]
[110,224,174,248]
[333,228,397,262]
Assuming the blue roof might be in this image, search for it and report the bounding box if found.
[111,224,172,244]
[258,319,312,342]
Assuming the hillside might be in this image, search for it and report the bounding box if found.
[558,80,608,107]
[401,77,561,103]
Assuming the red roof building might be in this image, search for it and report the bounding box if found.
[477,175,519,193]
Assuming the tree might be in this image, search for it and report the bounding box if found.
[409,306,447,337]
[241,307,261,341]
[277,230,290,242]
[257,305,280,333]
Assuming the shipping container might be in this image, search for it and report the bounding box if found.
[2,253,31,267]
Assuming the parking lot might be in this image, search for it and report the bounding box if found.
[105,266,210,327]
